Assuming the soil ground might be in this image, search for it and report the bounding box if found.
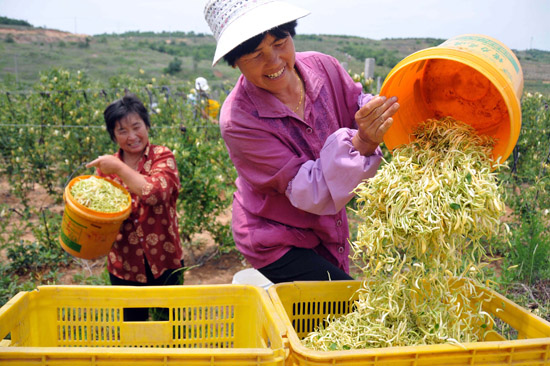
[2,178,549,324]
[0,177,249,286]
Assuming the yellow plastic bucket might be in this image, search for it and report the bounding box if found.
[205,98,220,119]
[59,175,132,259]
[380,34,524,163]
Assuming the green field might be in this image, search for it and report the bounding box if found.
[0,25,549,335]
[1,27,549,95]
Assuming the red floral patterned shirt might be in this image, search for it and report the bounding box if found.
[98,144,183,283]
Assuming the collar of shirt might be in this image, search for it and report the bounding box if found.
[240,52,325,122]
[114,143,151,171]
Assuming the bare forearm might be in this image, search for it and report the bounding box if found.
[86,155,148,196]
[113,164,148,197]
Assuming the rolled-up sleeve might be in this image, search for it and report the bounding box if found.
[286,128,382,215]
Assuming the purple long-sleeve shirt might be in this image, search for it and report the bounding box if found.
[220,51,382,271]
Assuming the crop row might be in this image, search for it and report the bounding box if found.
[0,68,549,314]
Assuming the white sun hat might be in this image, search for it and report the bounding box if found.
[195,77,209,92]
[204,0,310,66]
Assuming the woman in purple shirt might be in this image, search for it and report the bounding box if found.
[203,0,400,283]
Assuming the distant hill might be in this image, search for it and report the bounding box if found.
[0,25,549,95]
[0,26,89,44]
[0,15,32,27]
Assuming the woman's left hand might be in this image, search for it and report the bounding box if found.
[353,95,400,155]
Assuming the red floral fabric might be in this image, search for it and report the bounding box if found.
[98,144,183,283]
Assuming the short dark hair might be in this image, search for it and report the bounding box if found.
[223,20,297,67]
[104,94,150,142]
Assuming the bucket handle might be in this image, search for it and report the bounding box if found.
[63,161,95,189]
[32,161,94,211]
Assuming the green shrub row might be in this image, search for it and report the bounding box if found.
[0,68,549,316]
[0,68,237,278]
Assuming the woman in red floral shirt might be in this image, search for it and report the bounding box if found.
[87,94,183,321]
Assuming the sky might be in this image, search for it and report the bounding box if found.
[1,0,549,51]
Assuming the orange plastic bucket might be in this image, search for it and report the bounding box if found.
[59,175,131,259]
[380,34,524,163]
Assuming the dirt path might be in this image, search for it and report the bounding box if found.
[58,250,248,286]
[0,178,250,286]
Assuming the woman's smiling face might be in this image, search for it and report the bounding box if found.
[114,113,149,155]
[234,33,296,96]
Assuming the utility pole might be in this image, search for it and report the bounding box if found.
[365,58,379,93]
[14,54,19,84]
[364,58,375,79]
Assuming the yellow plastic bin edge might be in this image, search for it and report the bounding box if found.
[0,284,289,365]
[268,281,361,361]
[1,284,289,345]
[0,345,282,358]
[474,282,550,339]
[246,283,289,353]
[268,280,550,364]
[0,290,32,345]
[0,346,286,366]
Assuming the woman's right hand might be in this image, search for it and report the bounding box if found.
[353,95,400,155]
[86,155,125,175]
[86,155,147,196]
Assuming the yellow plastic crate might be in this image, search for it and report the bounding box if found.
[268,280,550,366]
[0,285,286,365]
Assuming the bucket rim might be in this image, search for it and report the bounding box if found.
[65,175,132,219]
[380,47,522,163]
